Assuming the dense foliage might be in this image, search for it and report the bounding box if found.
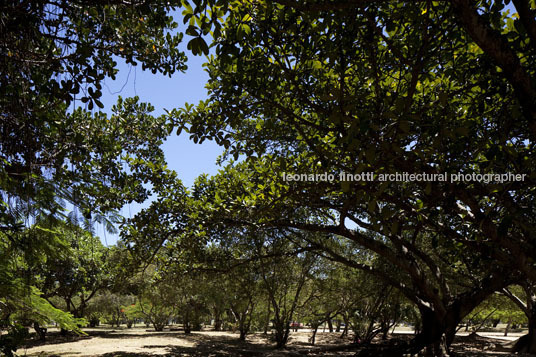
[2,1,536,357]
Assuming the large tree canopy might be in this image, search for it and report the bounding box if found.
[3,1,536,356]
[131,0,536,354]
[175,0,535,289]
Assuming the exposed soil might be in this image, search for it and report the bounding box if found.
[15,326,530,356]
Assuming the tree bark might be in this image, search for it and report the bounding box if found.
[274,321,290,348]
[309,325,319,345]
[528,312,536,354]
[513,308,536,353]
[213,307,222,331]
[183,309,192,334]
[504,319,511,337]
[33,322,47,341]
[340,315,349,338]
[263,298,271,335]
[408,307,461,357]
[184,322,191,334]
[238,313,251,340]
[153,324,164,331]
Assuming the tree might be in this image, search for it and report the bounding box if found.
[247,233,315,348]
[134,265,179,332]
[169,1,536,355]
[299,262,343,345]
[175,275,209,334]
[184,0,536,135]
[0,224,86,354]
[34,219,109,320]
[347,276,402,345]
[1,1,189,344]
[147,160,516,354]
[202,275,228,332]
[86,292,137,328]
[1,0,187,226]
[224,266,259,340]
[502,283,536,353]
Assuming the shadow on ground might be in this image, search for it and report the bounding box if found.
[91,330,359,356]
[23,328,528,356]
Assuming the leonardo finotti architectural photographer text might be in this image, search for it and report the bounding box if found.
[282,172,527,184]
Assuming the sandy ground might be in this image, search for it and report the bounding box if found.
[16,326,529,357]
[20,328,197,356]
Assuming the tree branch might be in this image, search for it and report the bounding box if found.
[512,0,536,53]
[449,0,536,137]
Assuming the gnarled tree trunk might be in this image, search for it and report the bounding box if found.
[513,306,536,354]
[404,306,461,357]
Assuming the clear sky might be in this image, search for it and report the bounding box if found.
[97,51,222,245]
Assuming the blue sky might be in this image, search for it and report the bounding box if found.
[100,54,223,186]
[97,52,222,245]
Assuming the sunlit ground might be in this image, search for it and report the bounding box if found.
[16,324,528,356]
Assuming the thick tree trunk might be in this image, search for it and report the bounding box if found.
[183,319,191,334]
[183,308,192,334]
[422,334,449,357]
[214,320,222,331]
[513,310,536,353]
[239,329,247,340]
[342,305,463,357]
[381,320,390,340]
[528,316,536,354]
[409,307,460,357]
